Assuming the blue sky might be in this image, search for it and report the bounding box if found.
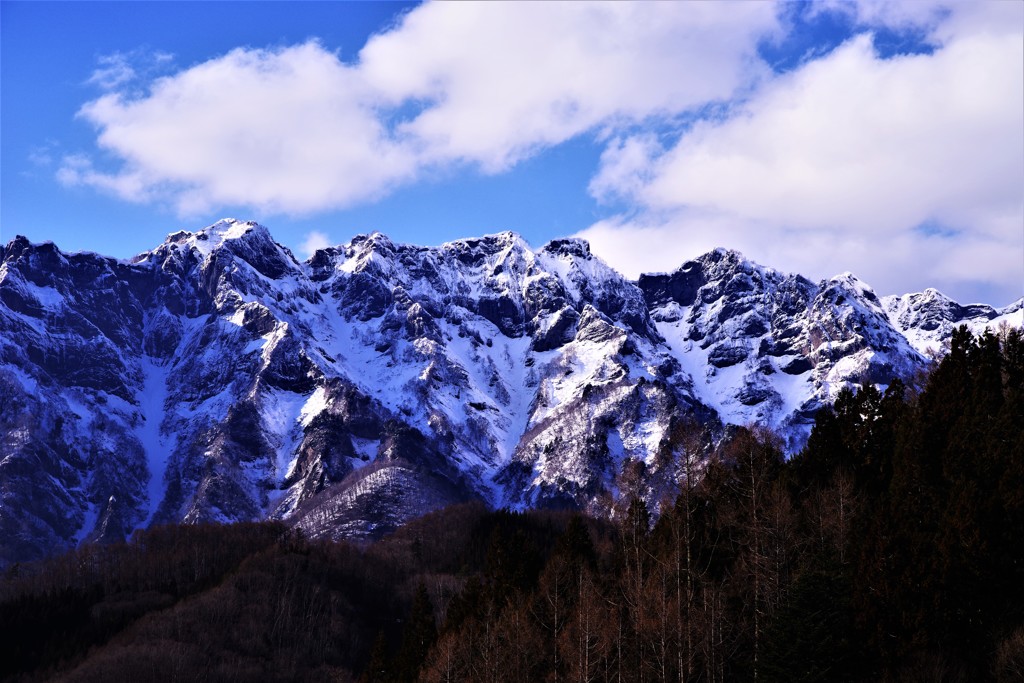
[2,1,1021,305]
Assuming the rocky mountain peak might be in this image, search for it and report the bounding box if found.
[147,218,262,255]
[541,237,591,259]
[438,231,531,272]
[1,235,36,264]
[1,222,1017,567]
[882,287,1022,356]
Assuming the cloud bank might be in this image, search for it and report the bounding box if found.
[63,3,776,215]
[581,6,1023,302]
[59,1,1023,303]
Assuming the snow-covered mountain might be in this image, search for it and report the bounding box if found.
[640,250,928,443]
[882,288,1023,357]
[1,220,1018,566]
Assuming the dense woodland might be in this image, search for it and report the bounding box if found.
[2,327,1022,682]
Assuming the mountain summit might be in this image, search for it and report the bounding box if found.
[1,220,1020,565]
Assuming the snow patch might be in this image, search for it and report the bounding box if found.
[260,388,308,483]
[135,359,171,528]
[299,387,329,427]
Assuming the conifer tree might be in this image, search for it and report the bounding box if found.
[395,583,437,683]
[359,631,391,683]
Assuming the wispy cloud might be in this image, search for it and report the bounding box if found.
[27,140,60,169]
[299,230,332,259]
[87,53,137,90]
[85,49,175,92]
[359,2,779,171]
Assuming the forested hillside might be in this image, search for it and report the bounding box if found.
[2,327,1021,682]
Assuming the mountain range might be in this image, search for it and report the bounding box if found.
[1,219,1020,566]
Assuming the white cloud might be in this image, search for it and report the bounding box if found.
[588,135,662,205]
[811,0,949,33]
[298,230,332,259]
[579,3,1024,304]
[60,3,778,216]
[58,1,1022,303]
[85,50,176,93]
[27,140,59,168]
[87,53,137,91]
[63,41,416,216]
[360,2,779,171]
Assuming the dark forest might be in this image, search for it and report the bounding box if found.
[2,326,1022,682]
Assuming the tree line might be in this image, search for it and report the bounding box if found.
[2,326,1021,682]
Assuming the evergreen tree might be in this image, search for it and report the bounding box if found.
[760,563,857,683]
[394,583,437,683]
[359,631,392,683]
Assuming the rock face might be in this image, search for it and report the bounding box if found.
[638,249,943,450]
[1,220,1019,566]
[881,288,1023,357]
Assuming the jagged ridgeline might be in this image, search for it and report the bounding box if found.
[1,219,1021,565]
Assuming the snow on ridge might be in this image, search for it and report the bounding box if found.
[438,230,528,251]
[141,218,273,262]
[5,219,1021,564]
[828,271,876,295]
[883,287,1024,356]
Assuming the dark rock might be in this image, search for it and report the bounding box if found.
[335,272,393,320]
[637,260,706,309]
[575,306,622,344]
[241,303,277,337]
[143,310,183,359]
[222,225,298,280]
[532,307,580,351]
[542,238,591,259]
[708,343,748,368]
[262,333,320,394]
[780,356,813,375]
[306,247,341,281]
[476,294,525,337]
[737,384,773,406]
